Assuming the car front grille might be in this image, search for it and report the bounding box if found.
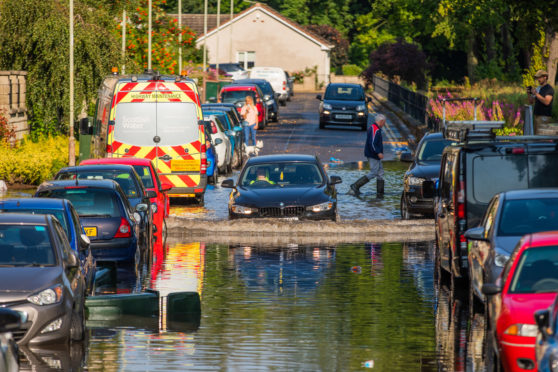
[259,206,305,218]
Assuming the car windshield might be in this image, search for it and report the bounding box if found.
[55,170,139,198]
[0,209,69,240]
[498,198,558,236]
[114,102,199,146]
[221,90,255,104]
[132,165,154,188]
[417,138,455,163]
[37,189,123,218]
[324,86,364,101]
[0,224,55,266]
[509,246,558,293]
[240,162,324,187]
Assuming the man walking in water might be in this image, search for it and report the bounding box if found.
[350,114,386,197]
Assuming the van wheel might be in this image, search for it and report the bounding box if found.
[208,175,215,185]
[196,194,204,205]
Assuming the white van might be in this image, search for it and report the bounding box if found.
[249,67,288,106]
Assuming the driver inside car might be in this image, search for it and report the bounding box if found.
[250,168,275,185]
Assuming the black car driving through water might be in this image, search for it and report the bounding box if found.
[221,154,342,221]
[400,132,455,219]
[317,83,370,130]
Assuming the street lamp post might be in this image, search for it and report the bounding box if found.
[178,0,182,73]
[68,0,75,166]
[216,0,220,75]
[121,9,126,74]
[202,0,207,101]
[148,0,152,70]
[230,0,233,62]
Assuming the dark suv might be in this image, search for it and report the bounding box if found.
[429,124,558,284]
[317,83,370,130]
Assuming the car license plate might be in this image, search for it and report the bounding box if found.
[284,217,299,221]
[84,227,97,237]
[171,159,199,172]
[335,114,352,120]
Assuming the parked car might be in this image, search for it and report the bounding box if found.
[53,164,154,252]
[204,131,218,184]
[221,154,342,221]
[316,83,370,130]
[35,180,146,264]
[400,132,455,219]
[209,63,249,80]
[0,307,25,371]
[249,66,289,106]
[285,71,294,101]
[466,189,558,311]
[428,124,558,284]
[79,158,172,244]
[232,79,279,122]
[0,198,96,295]
[219,84,268,129]
[201,103,244,128]
[202,108,244,168]
[483,231,558,371]
[535,292,558,372]
[203,115,232,174]
[0,213,87,345]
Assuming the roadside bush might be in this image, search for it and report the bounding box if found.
[0,136,77,185]
[0,111,15,142]
[341,64,362,76]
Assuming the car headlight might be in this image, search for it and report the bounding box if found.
[504,323,538,337]
[306,202,333,213]
[407,176,426,186]
[494,252,510,267]
[323,103,332,110]
[28,285,63,306]
[151,203,158,214]
[356,105,366,111]
[231,205,257,215]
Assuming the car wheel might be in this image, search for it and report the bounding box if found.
[70,305,85,341]
[231,150,240,169]
[280,100,286,107]
[208,175,215,185]
[227,161,233,174]
[319,120,325,129]
[400,194,411,220]
[468,272,485,316]
[196,194,204,205]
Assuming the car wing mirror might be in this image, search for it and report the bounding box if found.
[135,203,148,212]
[146,190,157,199]
[481,283,501,296]
[67,251,79,268]
[80,233,91,251]
[214,138,223,145]
[329,175,342,185]
[160,183,173,192]
[221,179,235,188]
[399,151,414,162]
[535,309,551,340]
[316,94,322,100]
[464,226,487,241]
[422,180,435,198]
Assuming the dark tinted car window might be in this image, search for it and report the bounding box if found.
[55,170,140,198]
[509,246,558,293]
[417,139,455,163]
[0,224,55,265]
[0,208,69,238]
[498,198,558,236]
[221,90,255,104]
[529,154,558,187]
[37,188,122,218]
[132,165,155,188]
[324,86,364,101]
[472,155,528,204]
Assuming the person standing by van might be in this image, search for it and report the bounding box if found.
[350,114,386,197]
[241,95,258,146]
[528,70,554,134]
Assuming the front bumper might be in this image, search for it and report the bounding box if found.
[499,336,536,371]
[320,111,368,126]
[402,187,434,215]
[229,205,336,221]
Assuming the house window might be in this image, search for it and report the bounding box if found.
[237,51,255,69]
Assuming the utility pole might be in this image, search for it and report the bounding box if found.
[230,0,233,62]
[122,9,126,74]
[68,0,75,166]
[202,0,207,102]
[178,0,182,73]
[216,0,220,75]
[148,0,152,70]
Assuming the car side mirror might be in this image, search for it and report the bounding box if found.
[67,251,79,268]
[214,138,223,145]
[422,180,435,198]
[80,233,90,251]
[464,226,487,241]
[482,283,502,296]
[160,183,172,192]
[330,175,342,185]
[221,179,235,188]
[135,203,148,212]
[535,309,551,340]
[316,94,322,100]
[264,94,271,101]
[145,190,157,199]
[79,117,92,135]
[399,151,414,162]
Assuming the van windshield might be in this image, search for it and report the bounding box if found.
[114,102,199,146]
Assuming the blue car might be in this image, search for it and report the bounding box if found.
[205,132,218,184]
[202,109,244,168]
[35,180,147,264]
[0,198,96,295]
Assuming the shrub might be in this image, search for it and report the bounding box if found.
[0,111,14,142]
[341,64,362,76]
[0,136,78,185]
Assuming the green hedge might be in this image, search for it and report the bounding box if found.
[341,64,363,76]
[0,136,77,185]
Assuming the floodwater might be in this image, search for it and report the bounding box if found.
[17,238,444,371]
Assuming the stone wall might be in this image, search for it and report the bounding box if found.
[0,71,28,141]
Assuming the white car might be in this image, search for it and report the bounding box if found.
[249,67,288,106]
[210,63,249,81]
[203,115,232,174]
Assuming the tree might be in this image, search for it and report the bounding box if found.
[0,0,122,135]
[361,39,427,88]
[306,24,349,70]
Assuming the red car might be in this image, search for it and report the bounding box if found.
[219,84,267,129]
[484,231,558,372]
[80,158,171,243]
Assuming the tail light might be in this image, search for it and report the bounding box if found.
[114,218,132,238]
[200,143,207,175]
[282,81,286,91]
[455,179,468,263]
